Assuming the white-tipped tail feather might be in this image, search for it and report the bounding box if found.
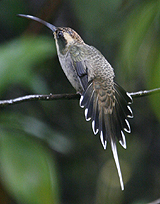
[80,81,133,190]
[119,131,127,149]
[100,131,107,149]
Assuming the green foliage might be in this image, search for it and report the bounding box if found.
[0,35,60,203]
[0,36,55,93]
[71,0,122,46]
[0,130,59,204]
[120,1,158,70]
[0,1,160,204]
[119,0,160,121]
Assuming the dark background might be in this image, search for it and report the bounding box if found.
[0,0,160,203]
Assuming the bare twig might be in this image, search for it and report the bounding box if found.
[0,87,160,107]
[129,87,160,98]
[0,93,80,107]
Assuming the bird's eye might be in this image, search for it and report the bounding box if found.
[57,30,63,38]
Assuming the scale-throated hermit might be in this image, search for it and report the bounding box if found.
[18,14,133,190]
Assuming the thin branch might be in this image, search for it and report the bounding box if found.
[0,93,80,107]
[0,87,160,107]
[129,87,160,98]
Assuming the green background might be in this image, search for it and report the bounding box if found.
[0,0,160,203]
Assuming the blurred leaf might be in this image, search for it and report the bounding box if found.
[0,130,60,204]
[22,116,74,154]
[120,1,159,76]
[0,113,73,154]
[146,40,160,122]
[0,36,56,94]
[118,0,160,123]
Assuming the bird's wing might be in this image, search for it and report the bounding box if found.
[69,45,88,91]
[74,61,88,90]
[80,78,133,190]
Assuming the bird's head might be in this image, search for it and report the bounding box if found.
[17,14,84,54]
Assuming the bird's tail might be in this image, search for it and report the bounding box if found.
[80,79,133,190]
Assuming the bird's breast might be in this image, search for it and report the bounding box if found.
[57,52,84,93]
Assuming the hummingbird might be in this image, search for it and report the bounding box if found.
[18,14,133,190]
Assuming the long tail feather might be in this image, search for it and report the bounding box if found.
[111,139,124,190]
[80,79,133,190]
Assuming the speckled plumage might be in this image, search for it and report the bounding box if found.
[18,14,133,190]
[54,27,133,190]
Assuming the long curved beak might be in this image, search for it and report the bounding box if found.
[17,14,57,33]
